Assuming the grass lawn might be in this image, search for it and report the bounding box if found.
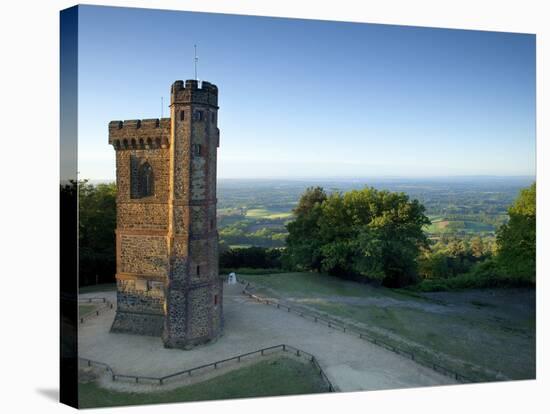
[79,304,98,317]
[242,272,535,382]
[79,283,116,294]
[243,272,407,299]
[79,356,327,408]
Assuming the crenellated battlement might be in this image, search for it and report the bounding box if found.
[109,118,171,150]
[171,79,218,107]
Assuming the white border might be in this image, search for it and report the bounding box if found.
[1,1,547,413]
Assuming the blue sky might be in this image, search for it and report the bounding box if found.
[77,5,536,180]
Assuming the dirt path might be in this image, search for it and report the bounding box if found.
[79,284,456,392]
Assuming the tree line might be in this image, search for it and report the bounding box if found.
[281,183,536,289]
[78,181,117,286]
[70,179,535,290]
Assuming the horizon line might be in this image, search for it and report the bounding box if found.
[82,174,536,183]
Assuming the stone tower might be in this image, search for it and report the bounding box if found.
[108,79,223,349]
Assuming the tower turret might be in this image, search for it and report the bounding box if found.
[163,79,222,348]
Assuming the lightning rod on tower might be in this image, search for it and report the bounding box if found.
[194,44,198,81]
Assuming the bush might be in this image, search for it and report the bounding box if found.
[412,182,536,292]
[78,180,117,287]
[219,267,287,275]
[496,182,536,282]
[410,259,534,292]
[219,246,282,270]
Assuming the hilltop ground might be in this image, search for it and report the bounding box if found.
[78,283,454,405]
[79,356,326,408]
[242,272,535,382]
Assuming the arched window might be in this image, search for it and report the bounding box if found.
[137,162,154,197]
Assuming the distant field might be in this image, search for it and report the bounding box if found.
[214,177,531,246]
[228,244,253,249]
[242,272,535,382]
[218,215,245,227]
[425,216,495,235]
[247,223,284,232]
[217,206,291,248]
[245,208,293,220]
[214,176,531,247]
[79,356,326,408]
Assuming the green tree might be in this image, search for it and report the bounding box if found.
[470,236,485,258]
[79,180,117,286]
[286,187,430,287]
[419,250,450,279]
[496,182,536,282]
[293,186,327,216]
[219,246,282,269]
[283,187,327,271]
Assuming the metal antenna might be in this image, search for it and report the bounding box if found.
[160,97,164,144]
[194,44,198,81]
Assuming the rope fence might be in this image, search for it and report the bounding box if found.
[78,298,114,324]
[79,297,109,303]
[80,344,336,391]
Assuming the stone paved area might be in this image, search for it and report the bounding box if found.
[79,284,456,392]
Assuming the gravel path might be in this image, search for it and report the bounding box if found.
[79,284,456,392]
